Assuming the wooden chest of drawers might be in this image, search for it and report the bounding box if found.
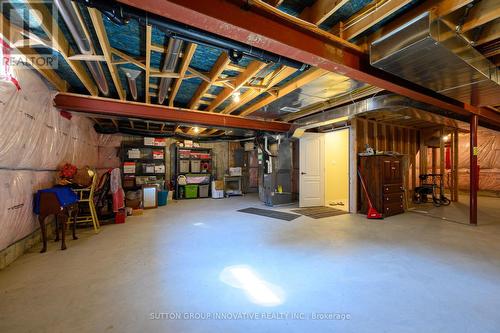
[359,155,405,217]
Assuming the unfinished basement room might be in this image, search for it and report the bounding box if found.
[1,0,500,332]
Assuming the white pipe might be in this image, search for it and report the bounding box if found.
[264,136,272,174]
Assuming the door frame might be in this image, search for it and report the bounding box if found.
[299,132,325,207]
[324,127,351,212]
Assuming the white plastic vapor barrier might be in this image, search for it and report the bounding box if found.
[0,68,120,251]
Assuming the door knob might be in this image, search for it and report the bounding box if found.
[301,172,307,175]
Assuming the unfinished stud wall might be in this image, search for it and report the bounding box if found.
[355,118,419,196]
[0,69,119,265]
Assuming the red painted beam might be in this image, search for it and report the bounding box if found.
[469,114,478,225]
[116,0,500,127]
[53,93,291,132]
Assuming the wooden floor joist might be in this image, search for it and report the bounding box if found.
[25,1,98,96]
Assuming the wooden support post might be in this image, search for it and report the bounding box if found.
[470,115,478,225]
[373,121,378,151]
[381,124,386,151]
[419,130,427,185]
[411,129,417,191]
[391,126,396,151]
[453,129,459,202]
[363,118,368,148]
[432,148,437,174]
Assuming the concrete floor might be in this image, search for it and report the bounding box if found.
[1,194,500,333]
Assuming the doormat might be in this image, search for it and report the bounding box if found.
[291,206,348,219]
[237,208,301,221]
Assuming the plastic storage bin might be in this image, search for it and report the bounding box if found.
[158,190,168,206]
[179,160,190,173]
[191,160,201,173]
[185,185,198,199]
[199,184,209,198]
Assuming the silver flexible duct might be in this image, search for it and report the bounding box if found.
[54,0,110,96]
[157,38,184,105]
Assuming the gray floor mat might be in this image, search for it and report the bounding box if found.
[291,206,348,219]
[237,207,301,221]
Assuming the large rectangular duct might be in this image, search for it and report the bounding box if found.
[370,12,500,107]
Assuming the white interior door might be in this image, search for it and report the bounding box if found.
[299,133,325,207]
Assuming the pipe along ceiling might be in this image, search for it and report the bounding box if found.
[73,0,308,71]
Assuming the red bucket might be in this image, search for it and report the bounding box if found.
[115,210,126,224]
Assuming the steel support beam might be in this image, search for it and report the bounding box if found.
[53,93,291,132]
[469,114,478,225]
[113,0,500,127]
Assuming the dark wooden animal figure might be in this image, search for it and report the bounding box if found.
[37,192,78,252]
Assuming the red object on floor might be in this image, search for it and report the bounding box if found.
[115,210,126,224]
[358,168,383,220]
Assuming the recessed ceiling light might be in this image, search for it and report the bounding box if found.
[232,91,241,103]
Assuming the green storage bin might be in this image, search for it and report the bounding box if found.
[185,185,198,199]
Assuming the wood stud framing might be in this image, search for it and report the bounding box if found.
[25,1,98,96]
[88,8,125,100]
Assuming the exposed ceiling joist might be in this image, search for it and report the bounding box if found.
[264,0,284,6]
[150,43,166,53]
[145,25,152,104]
[54,93,291,132]
[188,52,231,109]
[221,66,297,114]
[187,67,211,83]
[170,43,197,106]
[239,68,328,116]
[18,48,69,91]
[366,0,474,44]
[206,60,267,111]
[299,0,349,25]
[1,15,69,91]
[110,48,146,70]
[25,1,98,96]
[247,0,364,52]
[473,19,500,45]
[134,0,500,124]
[340,0,412,40]
[88,8,126,100]
[460,0,500,33]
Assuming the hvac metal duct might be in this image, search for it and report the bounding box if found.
[121,67,142,100]
[293,94,472,130]
[158,38,183,104]
[370,12,500,107]
[55,0,110,96]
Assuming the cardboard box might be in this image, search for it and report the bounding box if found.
[155,164,165,174]
[153,150,164,159]
[153,138,166,147]
[144,137,154,146]
[128,148,141,159]
[123,162,136,174]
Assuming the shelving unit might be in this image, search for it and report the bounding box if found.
[120,143,166,190]
[174,146,213,199]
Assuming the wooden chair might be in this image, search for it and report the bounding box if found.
[72,172,100,233]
